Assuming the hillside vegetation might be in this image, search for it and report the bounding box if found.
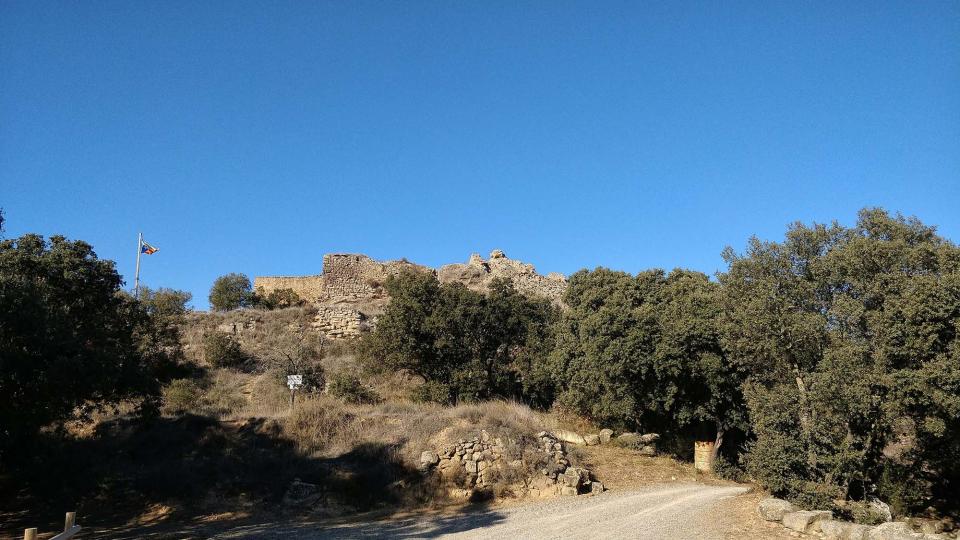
[1,208,958,537]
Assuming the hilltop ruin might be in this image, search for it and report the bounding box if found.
[254,250,567,339]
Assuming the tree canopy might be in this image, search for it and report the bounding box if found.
[359,271,558,404]
[721,208,960,511]
[209,273,254,311]
[550,268,746,442]
[0,234,184,460]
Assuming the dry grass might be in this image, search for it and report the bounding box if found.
[284,396,363,455]
[181,307,322,367]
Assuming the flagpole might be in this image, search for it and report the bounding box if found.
[134,232,142,299]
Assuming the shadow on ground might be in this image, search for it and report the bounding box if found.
[0,415,452,539]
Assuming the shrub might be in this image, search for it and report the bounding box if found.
[848,502,889,525]
[203,333,246,368]
[411,381,452,405]
[254,287,305,310]
[712,454,747,483]
[162,379,202,415]
[284,397,358,455]
[328,372,379,404]
[202,371,247,416]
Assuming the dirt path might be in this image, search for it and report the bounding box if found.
[212,483,750,539]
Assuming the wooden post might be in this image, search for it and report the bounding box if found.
[65,512,76,530]
[24,528,37,540]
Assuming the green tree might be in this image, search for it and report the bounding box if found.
[252,287,305,310]
[721,209,960,513]
[0,234,180,460]
[359,271,558,404]
[209,273,253,311]
[550,268,746,448]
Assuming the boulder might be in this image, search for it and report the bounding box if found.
[868,522,922,540]
[638,433,661,445]
[616,432,641,446]
[599,429,614,444]
[419,451,440,468]
[905,518,945,535]
[584,434,601,446]
[560,486,578,496]
[782,510,833,533]
[820,520,871,540]
[590,481,605,494]
[638,445,657,457]
[554,429,587,445]
[758,498,795,521]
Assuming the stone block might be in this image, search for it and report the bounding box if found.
[599,429,614,444]
[758,498,795,521]
[782,510,833,533]
[867,522,921,540]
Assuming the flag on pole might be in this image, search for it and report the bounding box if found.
[140,240,159,255]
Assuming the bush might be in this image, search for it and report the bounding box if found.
[254,287,305,310]
[411,381,452,405]
[712,454,747,483]
[203,333,246,368]
[202,371,247,416]
[161,379,202,415]
[284,397,358,455]
[208,273,253,311]
[328,373,379,404]
[847,501,889,525]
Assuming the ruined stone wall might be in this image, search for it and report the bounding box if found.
[255,250,566,339]
[252,275,326,303]
[438,250,567,304]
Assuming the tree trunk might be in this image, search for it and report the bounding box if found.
[792,365,817,469]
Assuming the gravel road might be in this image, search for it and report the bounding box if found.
[214,483,750,539]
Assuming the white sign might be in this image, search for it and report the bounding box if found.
[287,375,303,389]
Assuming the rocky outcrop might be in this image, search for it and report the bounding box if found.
[438,250,567,305]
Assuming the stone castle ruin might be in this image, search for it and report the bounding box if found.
[254,250,567,339]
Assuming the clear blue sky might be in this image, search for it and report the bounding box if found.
[2,1,958,309]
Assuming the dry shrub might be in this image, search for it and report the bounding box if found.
[161,379,202,415]
[202,370,248,417]
[248,372,291,417]
[283,397,360,455]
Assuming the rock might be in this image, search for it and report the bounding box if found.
[821,520,871,540]
[868,522,922,540]
[617,432,641,446]
[782,510,833,533]
[758,498,795,521]
[419,451,440,468]
[868,500,894,523]
[554,429,587,445]
[477,460,489,472]
[584,434,601,446]
[560,486,578,496]
[283,479,322,507]
[465,461,478,473]
[905,518,945,535]
[490,249,506,259]
[638,433,661,445]
[821,519,847,539]
[599,429,614,444]
[638,445,657,456]
[590,481,605,494]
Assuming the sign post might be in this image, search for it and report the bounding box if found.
[287,375,303,410]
